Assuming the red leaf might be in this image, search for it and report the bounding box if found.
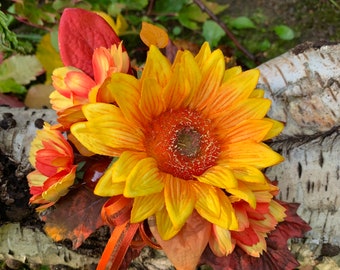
[0,93,25,107]
[58,8,121,78]
[41,186,107,249]
[199,201,311,270]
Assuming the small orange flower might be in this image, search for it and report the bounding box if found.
[50,42,130,130]
[27,123,77,211]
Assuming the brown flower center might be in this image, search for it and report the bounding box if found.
[145,109,220,180]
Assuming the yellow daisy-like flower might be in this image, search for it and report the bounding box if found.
[71,42,284,242]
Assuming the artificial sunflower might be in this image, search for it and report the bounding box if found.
[71,42,285,266]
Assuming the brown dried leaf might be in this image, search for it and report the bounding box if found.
[41,186,107,249]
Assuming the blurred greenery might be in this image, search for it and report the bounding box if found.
[0,0,339,99]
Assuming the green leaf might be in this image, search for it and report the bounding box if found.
[230,16,256,29]
[0,78,27,95]
[154,0,188,13]
[202,20,225,47]
[258,39,271,51]
[14,0,57,26]
[0,55,43,85]
[0,10,19,53]
[274,25,295,40]
[110,0,148,11]
[178,4,208,30]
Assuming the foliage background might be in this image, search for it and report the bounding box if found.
[0,0,339,105]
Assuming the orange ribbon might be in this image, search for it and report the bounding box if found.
[97,195,139,270]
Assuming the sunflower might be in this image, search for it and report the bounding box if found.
[27,123,77,211]
[71,42,284,251]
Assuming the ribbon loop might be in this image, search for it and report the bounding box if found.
[97,195,138,270]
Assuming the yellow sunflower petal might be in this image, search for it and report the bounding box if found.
[262,118,284,140]
[223,66,242,82]
[216,188,238,230]
[191,46,225,110]
[172,50,202,107]
[249,89,265,98]
[214,98,271,131]
[94,164,125,196]
[71,104,145,156]
[163,59,191,110]
[164,177,196,229]
[204,69,260,119]
[131,192,164,223]
[111,151,147,183]
[97,73,142,126]
[195,42,211,68]
[81,102,116,120]
[221,141,284,168]
[227,181,256,208]
[124,158,164,197]
[67,133,95,157]
[139,78,166,120]
[154,207,181,240]
[193,182,236,229]
[193,183,220,223]
[195,164,237,189]
[227,163,266,184]
[219,119,273,143]
[141,45,171,88]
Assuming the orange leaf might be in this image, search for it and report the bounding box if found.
[149,211,211,270]
[41,186,107,249]
[140,22,169,48]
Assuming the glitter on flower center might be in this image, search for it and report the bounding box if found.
[145,109,220,180]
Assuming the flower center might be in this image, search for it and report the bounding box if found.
[145,109,220,180]
[175,127,201,158]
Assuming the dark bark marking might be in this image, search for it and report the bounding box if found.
[286,186,290,200]
[0,113,16,130]
[298,162,303,178]
[34,118,44,129]
[319,151,324,168]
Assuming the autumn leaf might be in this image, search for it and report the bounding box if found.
[96,12,129,36]
[41,186,107,249]
[0,93,24,107]
[36,33,63,85]
[0,55,43,85]
[199,201,311,270]
[140,22,169,48]
[58,8,121,78]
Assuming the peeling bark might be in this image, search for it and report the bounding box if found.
[258,41,340,137]
[1,42,340,268]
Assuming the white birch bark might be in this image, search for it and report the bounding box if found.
[257,42,340,248]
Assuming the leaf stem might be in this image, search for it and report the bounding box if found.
[193,0,255,61]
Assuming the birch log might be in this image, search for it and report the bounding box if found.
[0,41,339,268]
[257,41,340,247]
